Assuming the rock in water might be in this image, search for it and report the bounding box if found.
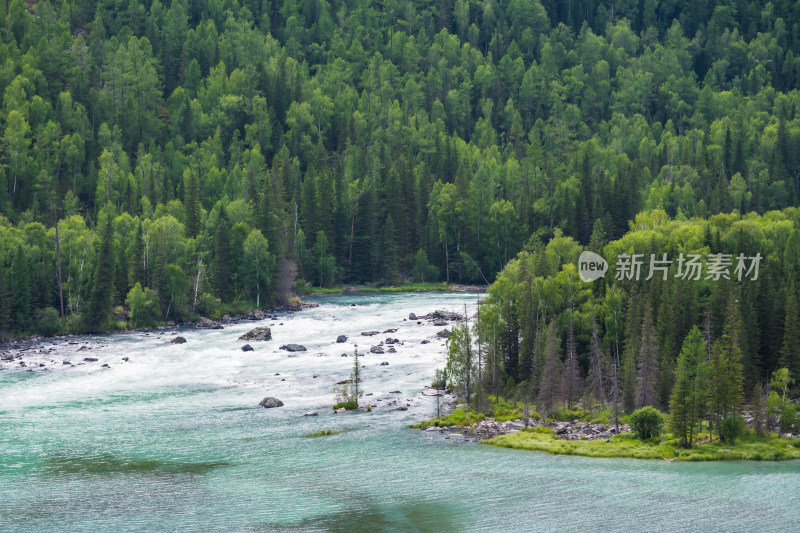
[239,326,272,341]
[169,336,187,344]
[370,346,384,354]
[336,335,348,343]
[241,344,254,352]
[259,397,284,408]
[409,313,417,320]
[280,344,307,352]
[361,330,379,336]
[195,317,216,328]
[303,411,319,417]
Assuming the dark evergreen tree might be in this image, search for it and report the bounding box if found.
[86,217,115,332]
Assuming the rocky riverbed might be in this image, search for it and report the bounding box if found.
[422,417,631,441]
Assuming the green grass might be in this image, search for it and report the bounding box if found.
[332,401,359,410]
[304,429,342,438]
[294,286,344,294]
[411,395,525,428]
[486,430,800,461]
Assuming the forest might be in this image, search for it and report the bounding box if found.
[447,208,800,445]
[0,0,799,356]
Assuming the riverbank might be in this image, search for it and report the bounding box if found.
[294,282,487,295]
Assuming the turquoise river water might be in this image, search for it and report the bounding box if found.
[1,293,799,532]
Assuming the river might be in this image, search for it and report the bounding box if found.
[1,292,798,532]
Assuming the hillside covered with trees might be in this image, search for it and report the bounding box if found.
[1,0,800,338]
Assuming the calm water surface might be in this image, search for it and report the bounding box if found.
[1,293,798,532]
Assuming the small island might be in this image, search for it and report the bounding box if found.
[417,305,800,462]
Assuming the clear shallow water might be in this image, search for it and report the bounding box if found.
[1,293,798,532]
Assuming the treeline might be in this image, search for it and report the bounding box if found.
[449,208,800,442]
[2,0,800,334]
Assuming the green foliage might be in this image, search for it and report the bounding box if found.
[333,348,363,409]
[34,307,60,336]
[669,327,708,447]
[2,0,800,345]
[720,414,748,444]
[629,407,666,440]
[125,283,160,328]
[768,368,797,433]
[332,401,358,411]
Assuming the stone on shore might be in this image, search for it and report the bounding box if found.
[248,309,267,320]
[259,397,284,408]
[239,327,272,341]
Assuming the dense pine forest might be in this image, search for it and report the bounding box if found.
[1,0,799,392]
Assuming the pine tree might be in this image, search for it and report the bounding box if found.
[636,303,659,408]
[779,284,800,380]
[381,214,400,282]
[214,207,232,301]
[669,327,707,448]
[0,260,10,335]
[130,221,146,286]
[708,296,745,442]
[588,317,607,409]
[538,321,562,417]
[10,244,31,331]
[86,216,115,332]
[114,244,128,306]
[184,168,201,238]
[562,323,581,410]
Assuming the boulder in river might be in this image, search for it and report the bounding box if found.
[380,361,389,366]
[169,336,187,344]
[336,335,348,343]
[303,411,319,417]
[409,313,417,320]
[259,397,284,408]
[370,346,384,354]
[239,327,272,341]
[83,357,98,362]
[195,317,216,328]
[361,330,379,336]
[385,338,399,344]
[241,344,254,352]
[387,347,397,353]
[280,344,307,352]
[435,329,451,339]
